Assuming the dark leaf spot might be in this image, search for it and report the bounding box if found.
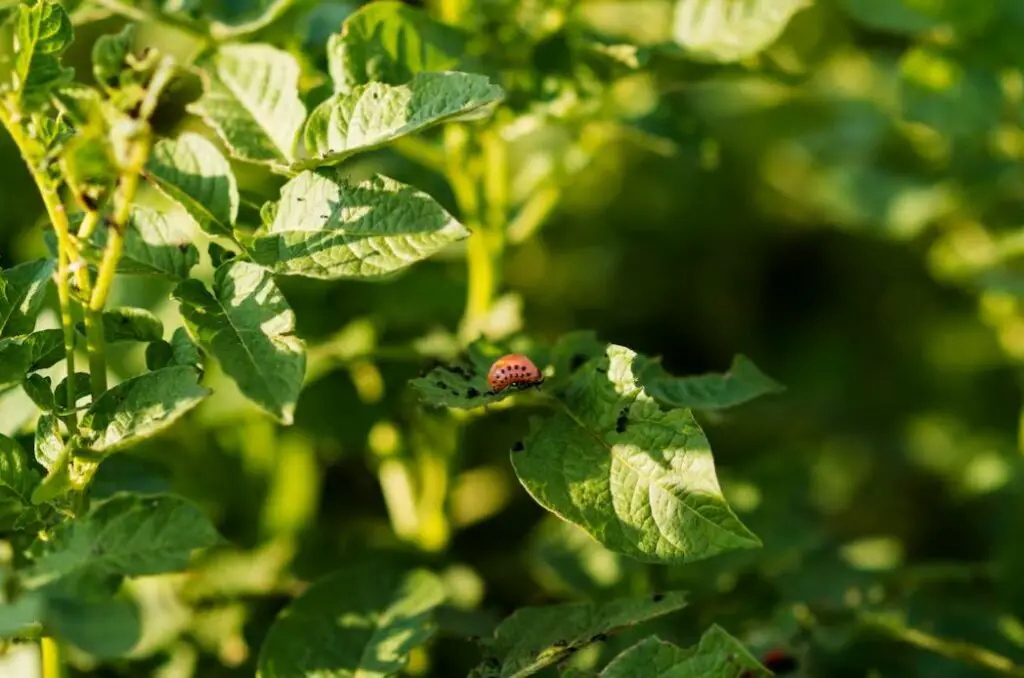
[467,387,480,398]
[591,633,608,643]
[652,593,664,602]
[435,381,447,390]
[569,353,586,370]
[511,441,524,453]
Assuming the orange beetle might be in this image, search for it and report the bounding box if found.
[487,354,543,393]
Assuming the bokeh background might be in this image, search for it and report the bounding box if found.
[4,0,1024,676]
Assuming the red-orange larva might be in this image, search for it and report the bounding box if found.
[487,354,543,393]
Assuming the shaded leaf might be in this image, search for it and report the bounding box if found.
[145,132,240,237]
[22,373,53,411]
[328,0,467,92]
[250,169,470,280]
[299,72,503,168]
[188,44,306,166]
[54,372,91,412]
[34,412,63,471]
[0,434,40,525]
[257,561,445,678]
[24,492,222,591]
[172,261,305,424]
[47,594,141,659]
[0,329,65,390]
[0,571,44,637]
[78,365,209,454]
[100,307,164,343]
[636,354,783,411]
[600,626,769,677]
[512,344,761,564]
[170,326,203,371]
[0,258,55,338]
[671,0,810,63]
[475,591,688,678]
[145,340,173,371]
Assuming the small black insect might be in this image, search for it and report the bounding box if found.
[296,197,305,202]
[467,387,480,398]
[615,407,628,433]
[510,441,524,453]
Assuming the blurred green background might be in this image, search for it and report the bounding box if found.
[5,0,1024,676]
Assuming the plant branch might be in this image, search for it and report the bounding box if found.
[0,103,79,429]
[41,637,64,678]
[507,184,561,244]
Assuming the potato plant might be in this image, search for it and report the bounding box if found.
[3,0,1022,677]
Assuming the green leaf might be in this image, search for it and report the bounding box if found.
[410,340,538,409]
[54,372,91,412]
[172,261,305,424]
[257,561,446,678]
[91,23,134,89]
[299,72,503,168]
[188,44,306,167]
[34,412,63,471]
[47,595,141,658]
[512,344,760,564]
[474,591,688,678]
[100,306,164,343]
[0,258,55,337]
[78,366,209,454]
[839,0,993,34]
[0,434,40,525]
[671,0,810,63]
[600,626,769,677]
[0,571,44,637]
[22,373,53,411]
[7,0,74,107]
[24,492,222,591]
[145,340,173,371]
[170,326,203,370]
[636,354,783,411]
[250,169,470,280]
[145,132,240,237]
[327,0,467,92]
[0,329,65,390]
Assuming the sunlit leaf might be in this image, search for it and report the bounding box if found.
[327,0,467,92]
[473,591,688,677]
[188,44,306,166]
[0,258,55,338]
[6,0,74,107]
[600,626,769,677]
[172,261,305,424]
[145,132,240,237]
[34,412,62,471]
[512,344,760,564]
[78,366,209,454]
[257,561,445,678]
[299,72,503,168]
[671,0,810,63]
[250,169,470,280]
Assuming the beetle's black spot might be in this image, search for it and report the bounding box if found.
[467,387,480,398]
[511,441,524,453]
[569,353,586,370]
[652,593,664,602]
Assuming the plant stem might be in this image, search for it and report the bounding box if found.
[507,184,561,244]
[0,104,79,429]
[40,638,65,678]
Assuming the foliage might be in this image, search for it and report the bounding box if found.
[0,0,1023,677]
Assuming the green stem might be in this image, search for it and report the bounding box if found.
[40,638,65,678]
[507,184,561,244]
[860,611,1024,676]
[0,103,79,429]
